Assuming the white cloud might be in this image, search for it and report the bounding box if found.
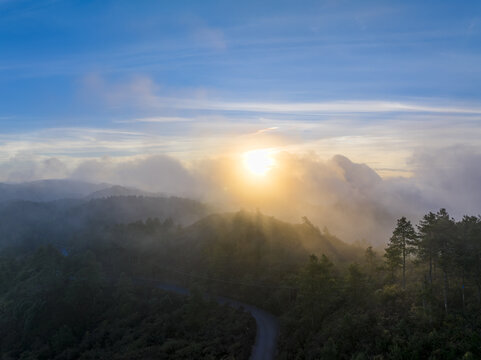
[116,116,195,123]
[70,155,196,196]
[80,74,481,116]
[167,99,481,115]
[0,155,69,182]
[1,147,481,245]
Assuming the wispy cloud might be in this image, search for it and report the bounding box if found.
[81,74,481,116]
[2,74,481,179]
[0,127,171,160]
[3,107,481,178]
[115,116,195,124]
[165,99,481,115]
[251,126,279,135]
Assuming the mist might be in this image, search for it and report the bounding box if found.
[1,147,479,245]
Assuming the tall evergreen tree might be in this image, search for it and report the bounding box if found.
[416,212,437,285]
[417,209,456,313]
[384,243,402,281]
[433,209,456,314]
[455,216,478,311]
[385,217,417,289]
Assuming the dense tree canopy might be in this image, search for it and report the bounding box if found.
[0,246,255,360]
[1,198,480,359]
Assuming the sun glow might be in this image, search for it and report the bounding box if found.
[243,149,276,177]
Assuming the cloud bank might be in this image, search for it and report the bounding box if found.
[0,147,480,245]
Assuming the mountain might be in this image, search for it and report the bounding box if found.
[0,196,212,249]
[160,210,362,280]
[85,185,153,200]
[0,180,108,202]
[69,196,210,227]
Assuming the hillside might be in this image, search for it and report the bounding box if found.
[85,185,153,199]
[0,180,108,202]
[0,196,212,249]
[178,211,362,266]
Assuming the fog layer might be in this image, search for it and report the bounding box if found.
[1,147,479,245]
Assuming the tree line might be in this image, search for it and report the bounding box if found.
[385,209,481,314]
[278,209,481,359]
[2,206,480,359]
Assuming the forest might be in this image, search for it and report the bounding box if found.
[3,0,481,358]
[0,193,480,359]
[279,209,481,359]
[0,245,255,359]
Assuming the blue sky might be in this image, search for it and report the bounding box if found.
[1,0,481,177]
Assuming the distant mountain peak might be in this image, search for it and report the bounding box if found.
[85,185,152,199]
[0,179,108,203]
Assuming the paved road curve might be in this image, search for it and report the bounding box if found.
[152,282,279,360]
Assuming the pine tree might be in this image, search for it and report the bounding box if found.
[433,209,456,314]
[385,217,417,289]
[384,244,402,281]
[416,212,437,285]
[455,216,478,311]
[417,209,456,314]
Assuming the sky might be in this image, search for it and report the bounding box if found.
[1,0,481,242]
[1,0,481,170]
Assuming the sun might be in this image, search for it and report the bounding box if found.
[243,149,275,177]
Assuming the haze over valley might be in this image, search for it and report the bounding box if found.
[1,1,481,359]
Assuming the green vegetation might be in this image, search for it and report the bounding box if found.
[1,196,480,359]
[0,246,255,360]
[279,209,481,359]
[88,208,481,359]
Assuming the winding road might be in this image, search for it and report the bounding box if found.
[152,282,279,360]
